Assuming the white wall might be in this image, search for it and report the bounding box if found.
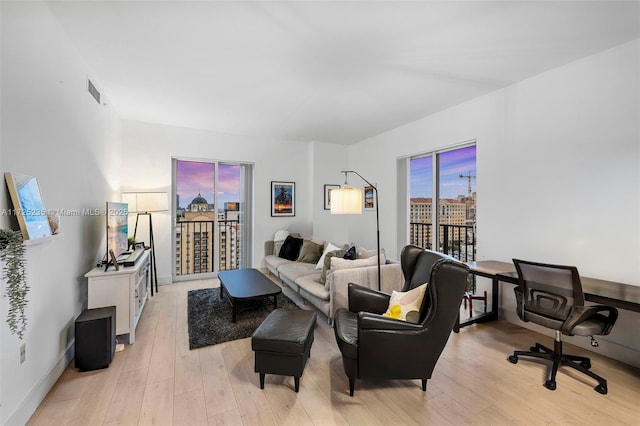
[347,39,640,366]
[1,2,122,424]
[119,120,320,281]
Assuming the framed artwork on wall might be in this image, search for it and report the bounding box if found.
[4,172,52,240]
[364,185,376,210]
[324,184,340,210]
[271,181,295,216]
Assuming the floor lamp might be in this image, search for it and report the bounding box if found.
[122,192,168,296]
[331,171,381,291]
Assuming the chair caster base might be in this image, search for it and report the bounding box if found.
[508,355,518,364]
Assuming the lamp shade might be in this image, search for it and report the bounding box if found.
[330,186,362,215]
[122,192,168,213]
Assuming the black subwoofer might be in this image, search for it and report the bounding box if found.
[75,306,116,371]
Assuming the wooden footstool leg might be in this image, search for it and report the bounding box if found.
[260,373,265,389]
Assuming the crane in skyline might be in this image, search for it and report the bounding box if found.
[459,171,476,222]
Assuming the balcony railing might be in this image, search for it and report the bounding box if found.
[175,219,241,276]
[409,222,476,262]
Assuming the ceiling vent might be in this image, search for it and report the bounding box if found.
[87,78,101,104]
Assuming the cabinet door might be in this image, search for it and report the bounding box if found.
[88,276,130,335]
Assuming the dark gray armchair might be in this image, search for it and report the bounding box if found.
[333,245,469,396]
[508,259,618,394]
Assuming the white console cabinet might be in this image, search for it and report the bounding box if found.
[84,250,150,344]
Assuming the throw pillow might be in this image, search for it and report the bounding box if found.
[330,254,383,270]
[297,240,324,264]
[278,235,304,261]
[357,248,386,259]
[343,246,357,260]
[272,229,290,256]
[319,249,346,286]
[383,283,428,323]
[315,242,342,269]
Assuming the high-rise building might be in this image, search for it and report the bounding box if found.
[175,194,241,275]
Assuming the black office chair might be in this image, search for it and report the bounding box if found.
[508,259,618,394]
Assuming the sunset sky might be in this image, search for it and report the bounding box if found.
[176,160,240,210]
[410,145,476,199]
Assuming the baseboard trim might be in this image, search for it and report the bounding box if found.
[6,341,74,426]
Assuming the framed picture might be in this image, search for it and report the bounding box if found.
[364,185,376,210]
[133,242,145,250]
[4,172,52,240]
[271,181,295,216]
[324,184,340,210]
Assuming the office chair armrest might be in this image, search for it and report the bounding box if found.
[357,311,424,331]
[562,305,619,336]
[348,283,390,314]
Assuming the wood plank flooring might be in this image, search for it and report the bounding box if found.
[28,278,640,425]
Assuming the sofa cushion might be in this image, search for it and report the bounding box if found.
[295,274,329,301]
[264,255,291,272]
[277,262,317,282]
[279,235,303,260]
[297,240,324,264]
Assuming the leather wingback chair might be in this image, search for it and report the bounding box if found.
[333,245,469,396]
[508,259,618,394]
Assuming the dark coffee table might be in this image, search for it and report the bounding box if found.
[218,269,282,323]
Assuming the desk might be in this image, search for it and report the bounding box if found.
[455,260,640,332]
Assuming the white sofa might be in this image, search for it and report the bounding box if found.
[263,240,403,323]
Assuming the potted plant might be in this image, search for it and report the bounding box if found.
[0,229,28,339]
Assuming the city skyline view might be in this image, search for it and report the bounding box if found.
[410,145,476,200]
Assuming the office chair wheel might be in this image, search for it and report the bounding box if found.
[594,384,607,395]
[580,360,591,369]
[508,355,518,364]
[544,380,556,391]
[530,346,540,352]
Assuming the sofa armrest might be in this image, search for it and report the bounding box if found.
[329,262,403,321]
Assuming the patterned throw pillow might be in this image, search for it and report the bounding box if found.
[383,283,428,323]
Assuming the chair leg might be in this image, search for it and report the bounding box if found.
[349,379,355,397]
[421,379,427,391]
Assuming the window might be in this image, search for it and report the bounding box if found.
[408,144,476,262]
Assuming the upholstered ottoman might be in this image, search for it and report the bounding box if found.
[251,309,317,392]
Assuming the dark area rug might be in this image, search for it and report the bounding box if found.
[187,287,300,350]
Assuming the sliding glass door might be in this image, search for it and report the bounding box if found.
[172,158,253,280]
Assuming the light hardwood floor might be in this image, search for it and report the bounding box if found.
[28,278,640,425]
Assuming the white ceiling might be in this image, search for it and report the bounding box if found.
[46,1,640,144]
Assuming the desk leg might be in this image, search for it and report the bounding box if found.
[455,276,500,330]
[491,277,499,320]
